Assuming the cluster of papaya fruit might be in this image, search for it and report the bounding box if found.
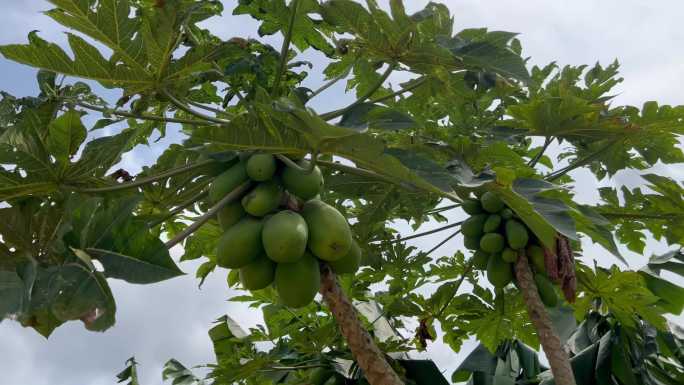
[209,153,361,308]
[462,192,559,307]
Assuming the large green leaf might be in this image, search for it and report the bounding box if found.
[46,110,87,165]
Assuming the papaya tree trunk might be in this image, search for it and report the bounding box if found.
[319,265,404,385]
[514,252,576,385]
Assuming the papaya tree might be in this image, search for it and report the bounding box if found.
[1,1,683,385]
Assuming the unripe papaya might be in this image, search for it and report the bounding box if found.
[480,233,505,253]
[472,250,490,270]
[282,159,324,200]
[527,244,546,274]
[501,248,518,263]
[216,217,264,268]
[534,274,558,307]
[500,208,514,220]
[461,214,487,238]
[480,191,505,213]
[241,181,282,216]
[464,235,481,250]
[209,161,248,203]
[246,153,277,181]
[239,254,276,290]
[487,256,513,288]
[328,240,362,275]
[462,199,483,215]
[275,253,320,308]
[302,200,352,261]
[505,219,529,249]
[217,201,245,230]
[310,368,334,385]
[483,214,502,233]
[262,210,308,263]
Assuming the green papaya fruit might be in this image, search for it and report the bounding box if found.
[472,250,490,270]
[505,219,529,249]
[246,153,277,181]
[328,240,362,275]
[209,161,248,203]
[486,256,513,288]
[483,214,502,233]
[480,191,505,213]
[217,201,245,230]
[216,217,264,268]
[464,235,481,250]
[275,253,320,308]
[501,247,518,263]
[282,159,324,200]
[527,244,546,274]
[534,274,558,307]
[462,198,483,215]
[262,210,308,263]
[480,233,505,253]
[241,181,283,217]
[500,208,514,220]
[461,214,487,238]
[302,200,352,261]
[309,368,334,385]
[239,254,276,290]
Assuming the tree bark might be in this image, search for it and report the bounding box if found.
[514,253,576,385]
[319,265,404,385]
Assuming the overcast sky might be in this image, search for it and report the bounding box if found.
[1,1,683,385]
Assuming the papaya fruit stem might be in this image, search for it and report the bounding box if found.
[319,265,405,385]
[165,181,252,249]
[514,251,576,385]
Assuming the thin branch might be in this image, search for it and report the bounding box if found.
[528,136,553,167]
[434,259,475,319]
[165,181,252,249]
[147,189,209,229]
[73,101,213,126]
[275,153,317,173]
[424,204,461,215]
[185,99,234,118]
[273,0,300,96]
[161,89,232,125]
[598,212,683,220]
[320,64,396,121]
[382,222,463,244]
[308,67,353,100]
[367,77,427,105]
[425,229,461,256]
[70,159,217,194]
[545,140,618,181]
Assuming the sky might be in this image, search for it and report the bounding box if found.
[0,1,683,384]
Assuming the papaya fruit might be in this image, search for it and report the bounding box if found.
[486,256,513,288]
[501,248,518,263]
[462,199,483,215]
[282,159,324,200]
[309,368,334,385]
[505,219,529,250]
[239,254,276,290]
[461,214,487,238]
[217,201,245,230]
[500,208,514,220]
[483,214,502,233]
[301,200,352,261]
[480,233,505,253]
[216,217,264,268]
[534,274,558,307]
[275,253,321,308]
[209,161,248,203]
[262,210,308,263]
[464,235,481,250]
[527,244,546,274]
[328,240,362,274]
[246,153,277,181]
[480,191,505,213]
[241,181,282,217]
[472,250,490,270]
